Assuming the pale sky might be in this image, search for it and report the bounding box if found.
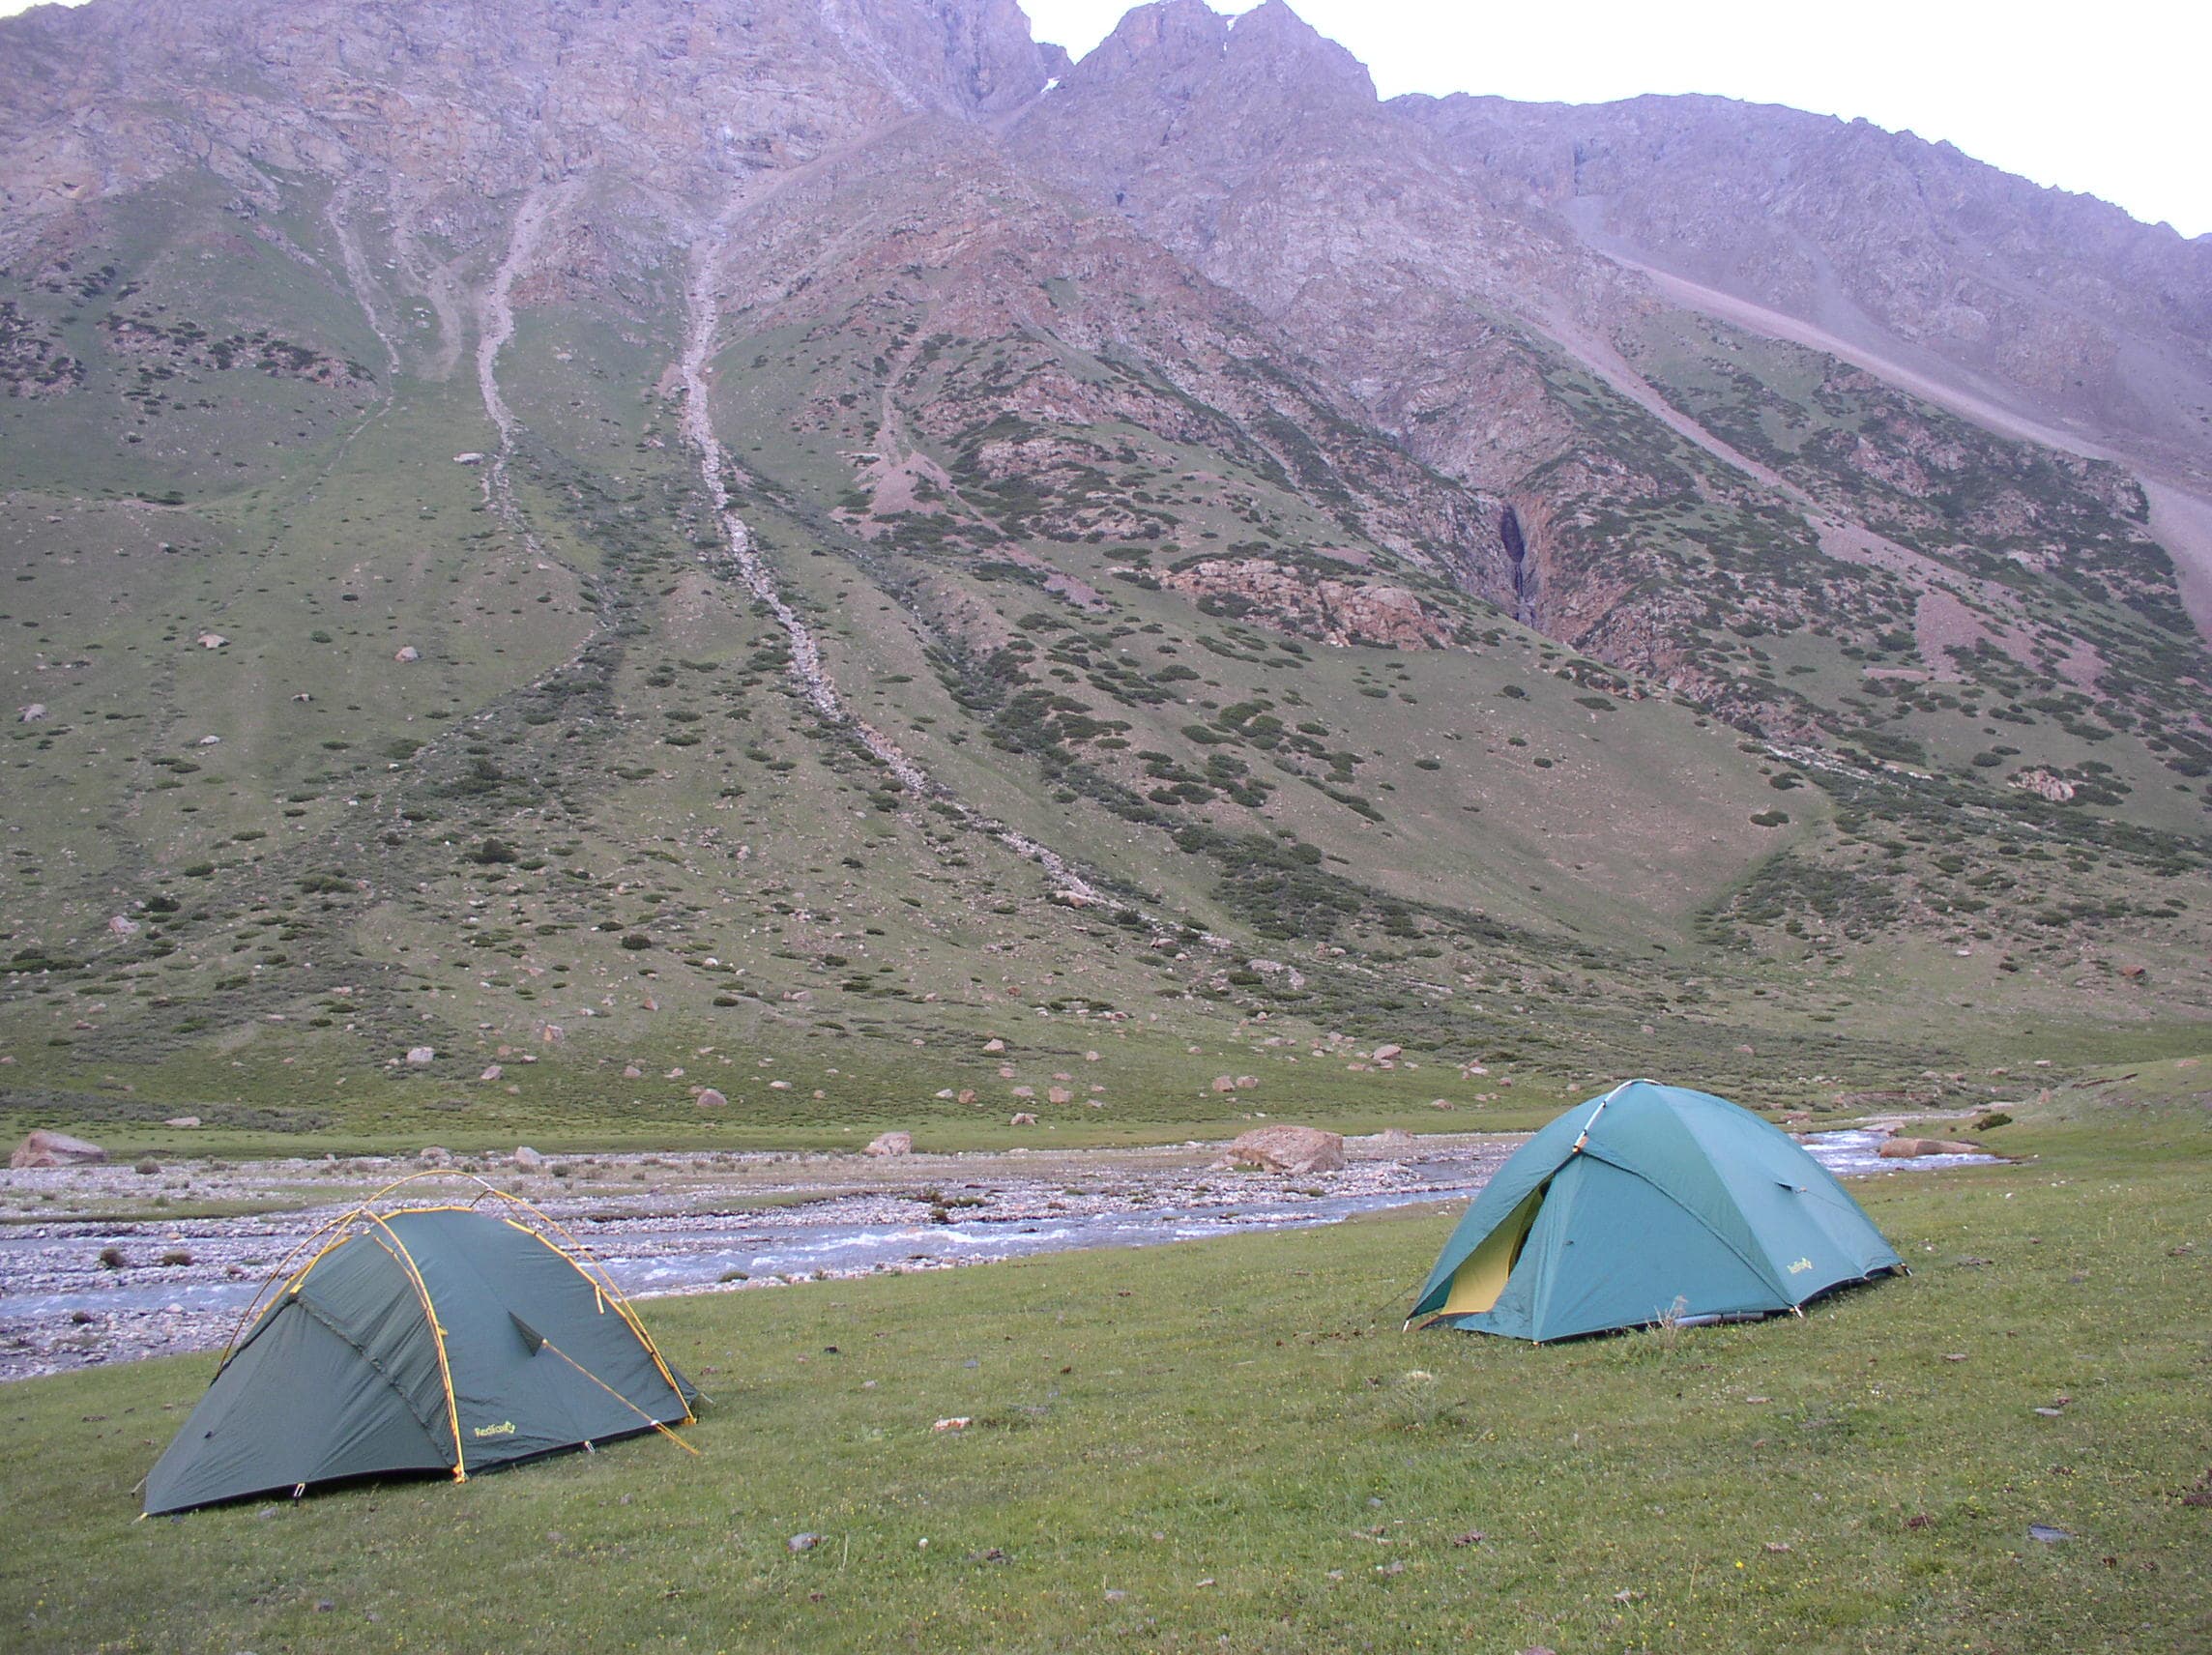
[1,0,2203,238]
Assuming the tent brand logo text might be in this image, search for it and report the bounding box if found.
[1787,1257,1815,1274]
[473,1420,517,1438]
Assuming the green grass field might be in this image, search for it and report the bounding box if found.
[4,1080,2206,1653]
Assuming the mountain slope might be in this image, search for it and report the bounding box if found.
[0,0,2205,1149]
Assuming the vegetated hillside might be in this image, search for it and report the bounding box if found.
[0,0,2205,1149]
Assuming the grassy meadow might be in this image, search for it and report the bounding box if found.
[3,1074,2206,1654]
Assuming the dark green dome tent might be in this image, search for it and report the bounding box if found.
[1411,1080,1902,1342]
[146,1182,695,1515]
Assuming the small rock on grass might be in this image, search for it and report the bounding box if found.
[787,1532,823,1553]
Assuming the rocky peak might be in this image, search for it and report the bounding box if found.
[1220,0,1373,102]
[1065,0,1371,114]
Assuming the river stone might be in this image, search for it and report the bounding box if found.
[10,1129,107,1169]
[865,1131,913,1157]
[1226,1125,1346,1175]
[1878,1136,1983,1158]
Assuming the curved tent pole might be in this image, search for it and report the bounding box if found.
[359,1212,470,1481]
[212,1167,694,1441]
[352,1171,695,1421]
[1570,1077,1649,1155]
[214,1168,495,1364]
[480,1193,697,1422]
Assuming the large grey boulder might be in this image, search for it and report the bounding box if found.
[865,1131,913,1157]
[11,1130,108,1169]
[1226,1125,1346,1175]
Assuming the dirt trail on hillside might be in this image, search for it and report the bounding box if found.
[1593,251,2212,647]
[477,181,579,490]
[677,187,1114,909]
[326,185,401,382]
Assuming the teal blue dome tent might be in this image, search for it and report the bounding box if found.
[1411,1080,1903,1342]
[145,1176,697,1515]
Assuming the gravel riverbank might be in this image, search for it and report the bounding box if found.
[0,1132,1520,1382]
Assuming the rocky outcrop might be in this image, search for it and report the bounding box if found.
[10,1130,106,1169]
[1161,561,1457,649]
[1226,1125,1346,1175]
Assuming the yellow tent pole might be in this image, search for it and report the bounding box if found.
[483,1189,697,1422]
[214,1169,486,1364]
[362,1214,468,1482]
[215,1209,371,1365]
[499,1216,697,1425]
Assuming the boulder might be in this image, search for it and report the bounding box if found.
[18,703,45,722]
[865,1131,913,1158]
[1372,1043,1404,1061]
[419,1147,451,1166]
[108,915,139,936]
[1010,1112,1037,1126]
[394,645,420,662]
[163,1116,201,1129]
[480,1064,503,1082]
[405,1046,436,1066]
[1877,1136,1984,1159]
[10,1130,107,1169]
[1047,1087,1074,1105]
[695,1088,728,1109]
[513,1146,544,1171]
[1226,1125,1346,1175]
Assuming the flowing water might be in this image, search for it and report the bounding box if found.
[0,1131,1997,1379]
